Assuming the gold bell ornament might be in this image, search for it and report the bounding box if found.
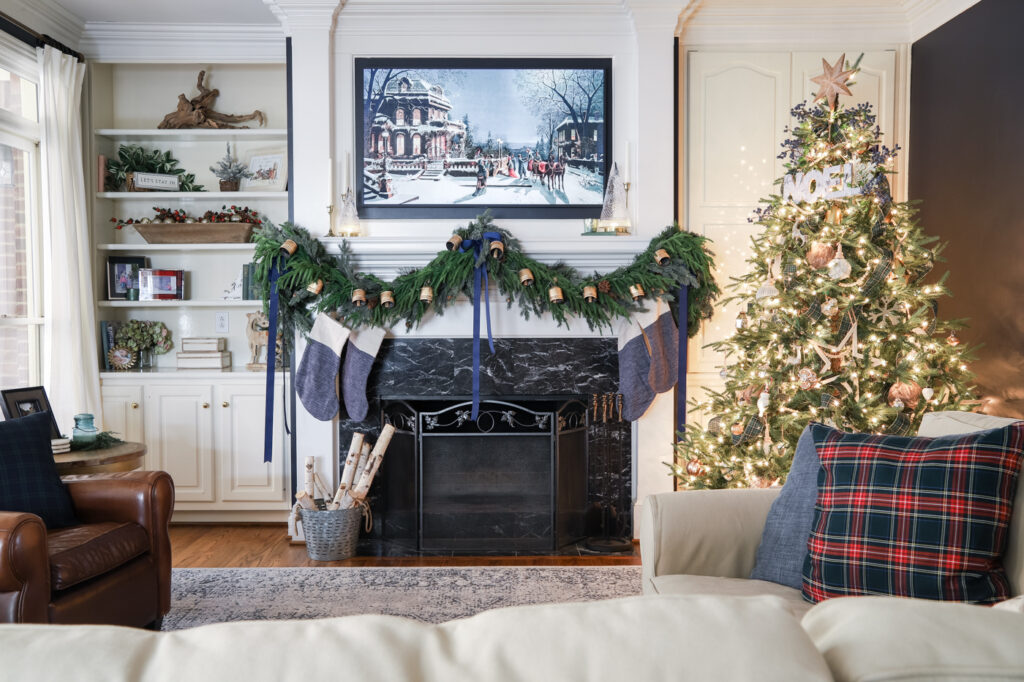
[629,283,645,302]
[445,234,463,251]
[420,286,434,304]
[279,239,299,257]
[583,285,598,303]
[351,289,367,307]
[489,239,505,261]
[548,285,565,305]
[653,249,670,266]
[380,290,395,308]
[518,268,534,287]
[306,279,323,295]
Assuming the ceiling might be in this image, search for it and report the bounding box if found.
[52,0,280,24]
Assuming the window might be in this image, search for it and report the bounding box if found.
[0,48,42,389]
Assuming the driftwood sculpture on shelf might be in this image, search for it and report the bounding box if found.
[158,70,266,129]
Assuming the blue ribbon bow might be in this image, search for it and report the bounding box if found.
[263,258,283,463]
[460,231,501,419]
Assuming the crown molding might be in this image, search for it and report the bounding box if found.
[903,0,981,41]
[263,0,340,34]
[335,0,634,37]
[79,23,286,63]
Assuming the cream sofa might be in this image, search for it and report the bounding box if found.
[1,593,1023,681]
[640,411,1024,617]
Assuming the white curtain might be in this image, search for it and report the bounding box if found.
[37,45,102,432]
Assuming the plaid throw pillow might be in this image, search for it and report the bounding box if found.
[0,411,78,528]
[803,422,1024,604]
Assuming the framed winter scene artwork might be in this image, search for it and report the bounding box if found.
[355,57,612,219]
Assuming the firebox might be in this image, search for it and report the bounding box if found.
[378,398,588,552]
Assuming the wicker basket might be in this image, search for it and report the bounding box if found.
[299,507,362,561]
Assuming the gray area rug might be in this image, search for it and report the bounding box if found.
[165,566,642,631]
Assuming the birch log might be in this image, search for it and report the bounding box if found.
[294,490,316,510]
[333,432,366,507]
[352,441,372,495]
[347,424,396,507]
[304,456,316,497]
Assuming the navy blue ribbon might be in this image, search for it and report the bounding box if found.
[460,231,500,419]
[263,260,282,463]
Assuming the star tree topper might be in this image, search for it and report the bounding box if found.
[811,54,856,109]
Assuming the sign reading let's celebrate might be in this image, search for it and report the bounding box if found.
[782,162,872,203]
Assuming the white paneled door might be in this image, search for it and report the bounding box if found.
[683,49,901,424]
[143,383,215,503]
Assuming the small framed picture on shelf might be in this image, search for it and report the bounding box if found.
[240,148,287,192]
[106,256,148,300]
[139,268,185,300]
[0,385,61,438]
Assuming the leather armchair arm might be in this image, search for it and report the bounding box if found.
[0,512,49,623]
[64,471,174,615]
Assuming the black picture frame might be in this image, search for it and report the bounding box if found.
[0,385,61,438]
[106,256,148,300]
[355,57,612,220]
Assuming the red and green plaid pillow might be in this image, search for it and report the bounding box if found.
[803,422,1024,604]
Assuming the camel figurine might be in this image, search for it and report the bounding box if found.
[158,70,266,129]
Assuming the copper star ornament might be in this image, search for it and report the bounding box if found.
[811,54,856,109]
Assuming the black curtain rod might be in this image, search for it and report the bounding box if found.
[0,11,84,62]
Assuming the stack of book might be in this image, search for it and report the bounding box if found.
[52,437,71,454]
[240,263,260,300]
[177,337,231,370]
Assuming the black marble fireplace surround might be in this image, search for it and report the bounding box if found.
[338,338,632,554]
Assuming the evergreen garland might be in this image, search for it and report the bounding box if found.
[251,212,718,349]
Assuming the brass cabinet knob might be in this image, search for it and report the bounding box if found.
[131,402,139,409]
[222,401,230,408]
[202,402,210,409]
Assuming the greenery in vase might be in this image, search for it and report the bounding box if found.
[209,143,253,182]
[671,65,975,490]
[105,144,205,192]
[114,320,174,355]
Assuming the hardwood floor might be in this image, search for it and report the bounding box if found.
[171,524,641,568]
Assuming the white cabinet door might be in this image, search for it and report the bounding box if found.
[100,384,144,443]
[214,382,287,504]
[144,383,215,503]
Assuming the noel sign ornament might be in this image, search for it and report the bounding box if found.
[782,162,869,204]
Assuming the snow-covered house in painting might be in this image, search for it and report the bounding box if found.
[369,77,467,160]
[555,117,605,161]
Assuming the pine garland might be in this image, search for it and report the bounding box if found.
[251,211,719,349]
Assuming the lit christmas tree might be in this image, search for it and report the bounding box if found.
[673,55,976,489]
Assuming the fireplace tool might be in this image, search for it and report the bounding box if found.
[584,393,633,553]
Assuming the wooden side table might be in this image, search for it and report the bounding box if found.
[55,442,147,477]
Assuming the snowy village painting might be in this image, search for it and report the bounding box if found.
[355,58,611,218]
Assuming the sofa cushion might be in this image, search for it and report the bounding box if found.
[802,596,1024,682]
[0,595,833,681]
[0,411,77,529]
[750,426,819,589]
[47,521,149,591]
[804,422,1024,604]
[648,573,811,617]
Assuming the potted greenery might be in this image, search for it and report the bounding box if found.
[105,145,204,192]
[209,143,253,191]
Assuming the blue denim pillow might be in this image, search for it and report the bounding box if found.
[749,425,819,589]
[0,411,78,528]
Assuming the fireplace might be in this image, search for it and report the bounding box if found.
[338,337,632,552]
[378,398,588,551]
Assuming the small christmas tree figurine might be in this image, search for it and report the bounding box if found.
[673,54,976,489]
[209,143,253,191]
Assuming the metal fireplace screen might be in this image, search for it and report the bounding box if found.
[380,398,587,552]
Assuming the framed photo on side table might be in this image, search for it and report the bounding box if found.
[0,385,61,438]
[240,148,287,192]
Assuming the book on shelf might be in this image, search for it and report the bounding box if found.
[244,262,259,300]
[139,268,184,301]
[242,264,251,300]
[180,337,227,353]
[176,351,231,370]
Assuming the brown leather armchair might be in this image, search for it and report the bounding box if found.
[0,471,174,628]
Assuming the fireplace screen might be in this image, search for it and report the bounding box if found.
[380,398,588,552]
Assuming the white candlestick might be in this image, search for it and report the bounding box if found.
[327,156,334,206]
[624,141,631,184]
[345,152,351,191]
